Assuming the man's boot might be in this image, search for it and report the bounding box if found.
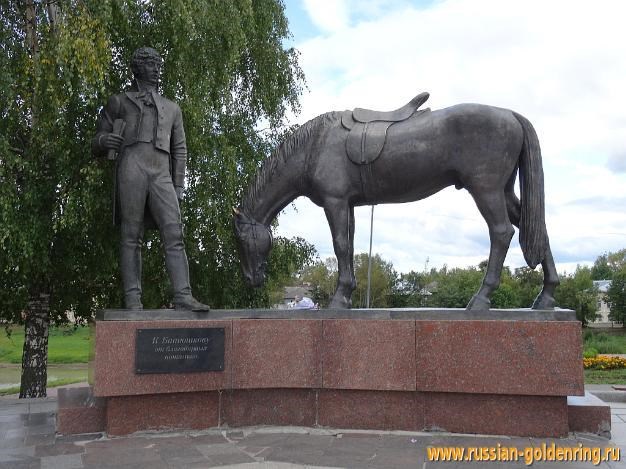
[162,222,210,312]
[120,221,144,309]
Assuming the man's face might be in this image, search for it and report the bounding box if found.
[136,58,161,87]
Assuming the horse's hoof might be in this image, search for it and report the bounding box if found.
[531,294,556,310]
[466,295,491,311]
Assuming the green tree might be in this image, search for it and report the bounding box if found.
[478,264,522,308]
[264,237,316,306]
[352,253,397,308]
[607,267,626,325]
[390,270,432,307]
[512,266,544,308]
[1,0,304,397]
[429,267,483,308]
[554,266,599,326]
[591,254,614,281]
[301,257,337,308]
[591,249,626,281]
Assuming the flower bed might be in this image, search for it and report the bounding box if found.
[583,355,626,370]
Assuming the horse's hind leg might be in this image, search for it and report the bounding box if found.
[467,189,515,311]
[505,190,559,309]
[532,246,558,309]
[324,199,356,309]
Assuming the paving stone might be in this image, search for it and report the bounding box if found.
[5,428,28,439]
[237,445,274,458]
[188,433,228,445]
[40,453,83,469]
[234,432,295,448]
[0,446,35,462]
[195,442,243,457]
[0,415,27,430]
[0,406,27,416]
[81,447,161,466]
[25,433,55,447]
[0,436,26,449]
[377,434,434,450]
[0,460,40,469]
[26,413,54,426]
[27,402,57,414]
[6,388,626,469]
[366,449,434,469]
[260,445,326,466]
[154,441,207,466]
[34,442,84,457]
[26,425,55,437]
[84,437,160,450]
[328,435,385,456]
[204,452,256,466]
[81,462,168,469]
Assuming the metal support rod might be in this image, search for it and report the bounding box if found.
[366,205,374,308]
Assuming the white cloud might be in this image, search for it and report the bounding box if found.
[301,0,350,33]
[272,0,626,275]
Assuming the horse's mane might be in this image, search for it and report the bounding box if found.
[242,112,339,215]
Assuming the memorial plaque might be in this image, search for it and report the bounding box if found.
[135,328,225,374]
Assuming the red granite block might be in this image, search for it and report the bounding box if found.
[106,391,219,436]
[232,320,322,388]
[56,386,106,435]
[92,320,231,397]
[424,392,569,437]
[567,393,611,437]
[322,320,415,390]
[415,320,583,396]
[318,389,422,431]
[222,389,317,427]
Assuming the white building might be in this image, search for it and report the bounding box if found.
[590,280,613,327]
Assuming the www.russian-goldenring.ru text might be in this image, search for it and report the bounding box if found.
[427,443,620,465]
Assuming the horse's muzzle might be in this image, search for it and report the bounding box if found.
[245,272,264,288]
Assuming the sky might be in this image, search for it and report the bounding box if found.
[272,0,626,275]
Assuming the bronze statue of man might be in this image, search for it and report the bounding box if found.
[93,47,209,311]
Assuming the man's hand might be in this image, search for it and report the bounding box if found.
[99,133,124,151]
[175,186,184,201]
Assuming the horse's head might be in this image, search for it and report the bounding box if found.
[233,208,273,287]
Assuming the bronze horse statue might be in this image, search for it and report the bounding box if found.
[233,92,559,310]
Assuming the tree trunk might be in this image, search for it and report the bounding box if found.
[19,293,50,398]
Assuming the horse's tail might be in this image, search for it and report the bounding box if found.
[512,112,547,269]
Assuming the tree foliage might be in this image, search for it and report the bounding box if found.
[554,266,599,326]
[429,267,483,308]
[391,270,431,307]
[1,0,308,396]
[607,268,626,325]
[1,0,306,323]
[302,251,625,320]
[301,258,337,308]
[352,253,397,308]
[591,249,626,281]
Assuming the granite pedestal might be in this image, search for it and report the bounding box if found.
[57,308,608,437]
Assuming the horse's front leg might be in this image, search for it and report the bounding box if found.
[324,200,356,309]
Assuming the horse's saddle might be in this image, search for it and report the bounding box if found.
[342,91,430,165]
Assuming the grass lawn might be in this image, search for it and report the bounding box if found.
[0,377,85,396]
[0,325,91,364]
[584,368,626,384]
[583,329,626,354]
